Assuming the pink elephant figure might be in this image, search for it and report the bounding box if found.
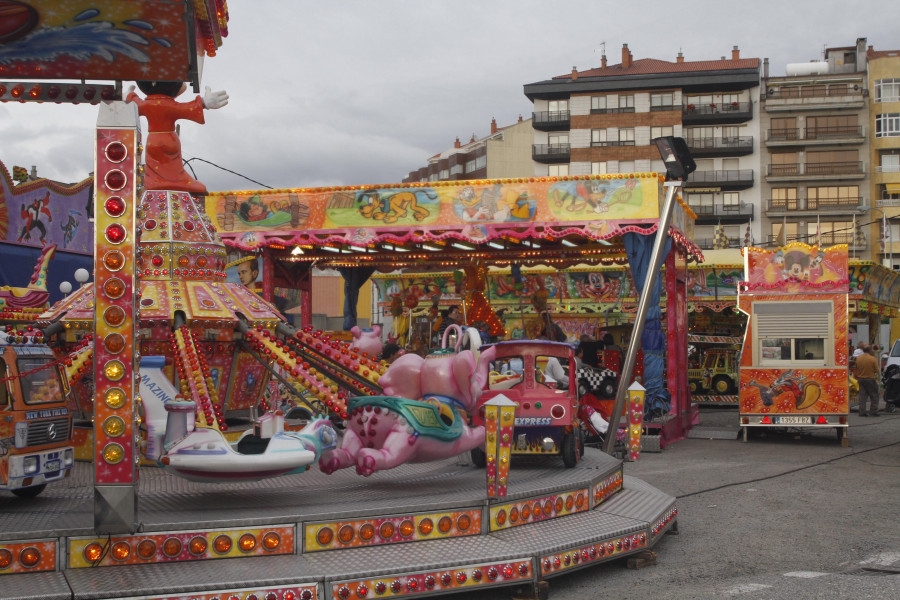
[320,346,496,476]
[349,325,383,358]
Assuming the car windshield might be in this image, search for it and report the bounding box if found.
[891,340,900,357]
[18,357,64,405]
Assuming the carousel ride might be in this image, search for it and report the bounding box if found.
[0,3,684,598]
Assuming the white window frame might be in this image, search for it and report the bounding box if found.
[875,113,900,138]
[591,129,607,146]
[753,301,834,367]
[876,79,900,103]
[591,161,607,175]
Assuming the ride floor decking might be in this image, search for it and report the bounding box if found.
[0,449,677,600]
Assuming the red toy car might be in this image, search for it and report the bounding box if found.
[471,340,583,468]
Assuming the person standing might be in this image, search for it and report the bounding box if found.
[855,344,881,417]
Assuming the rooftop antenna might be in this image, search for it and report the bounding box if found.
[594,41,606,56]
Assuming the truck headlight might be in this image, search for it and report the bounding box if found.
[14,423,27,449]
[64,449,74,467]
[23,456,38,475]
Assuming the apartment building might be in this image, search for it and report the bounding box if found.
[760,38,872,257]
[403,116,534,183]
[869,45,900,269]
[523,44,762,250]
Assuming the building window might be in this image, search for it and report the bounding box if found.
[688,192,715,216]
[771,188,798,210]
[474,155,486,170]
[618,128,635,145]
[808,186,859,209]
[590,96,607,113]
[591,161,607,175]
[439,169,449,180]
[618,95,634,112]
[771,221,799,244]
[650,93,674,110]
[881,152,900,172]
[549,99,569,112]
[876,79,900,103]
[651,126,674,139]
[465,159,476,173]
[723,192,740,210]
[549,164,569,177]
[875,113,900,138]
[591,129,607,147]
[812,221,854,246]
[450,164,463,176]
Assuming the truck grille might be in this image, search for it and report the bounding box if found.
[27,417,71,446]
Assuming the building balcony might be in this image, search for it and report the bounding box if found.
[682,101,752,125]
[766,126,864,147]
[766,196,865,216]
[767,232,866,250]
[763,84,866,112]
[532,143,571,163]
[532,110,570,131]
[590,107,636,114]
[590,140,636,147]
[686,136,753,158]
[765,161,865,181]
[696,236,743,250]
[685,169,754,190]
[690,201,754,225]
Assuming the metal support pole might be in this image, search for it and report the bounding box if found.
[604,181,683,455]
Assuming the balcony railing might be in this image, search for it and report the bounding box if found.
[682,101,753,123]
[590,106,635,114]
[696,236,743,250]
[805,125,863,140]
[686,136,753,156]
[876,164,900,173]
[532,110,570,131]
[767,197,865,212]
[687,169,754,186]
[767,84,864,99]
[767,198,799,211]
[649,104,678,112]
[766,162,864,177]
[532,143,571,163]
[590,140,636,147]
[767,232,866,248]
[689,201,754,220]
[767,126,864,142]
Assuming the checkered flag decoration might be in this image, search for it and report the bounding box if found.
[743,220,753,247]
[713,223,730,249]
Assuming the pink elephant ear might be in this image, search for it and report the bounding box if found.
[451,350,477,408]
[372,324,382,337]
[350,325,362,339]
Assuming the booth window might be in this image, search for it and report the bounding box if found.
[753,301,833,366]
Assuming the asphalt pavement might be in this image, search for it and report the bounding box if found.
[446,405,900,600]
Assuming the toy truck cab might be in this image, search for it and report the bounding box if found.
[689,348,739,394]
[0,335,74,497]
[472,340,581,467]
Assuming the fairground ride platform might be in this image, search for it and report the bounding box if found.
[0,449,677,600]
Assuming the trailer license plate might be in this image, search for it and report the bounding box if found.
[44,460,60,473]
[774,416,811,425]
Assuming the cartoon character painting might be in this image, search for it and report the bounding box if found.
[237,195,292,227]
[18,192,52,244]
[454,184,535,222]
[60,212,79,248]
[746,369,822,410]
[357,189,434,224]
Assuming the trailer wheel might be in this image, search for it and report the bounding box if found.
[11,484,46,498]
[562,432,579,468]
[712,375,733,394]
[689,380,703,394]
[470,446,486,468]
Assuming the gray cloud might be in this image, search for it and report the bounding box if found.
[1,0,897,191]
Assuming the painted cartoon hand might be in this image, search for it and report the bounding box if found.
[202,86,229,110]
[126,84,135,97]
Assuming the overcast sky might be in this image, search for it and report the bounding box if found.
[1,0,898,192]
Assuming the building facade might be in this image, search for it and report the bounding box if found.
[403,116,534,183]
[523,44,762,251]
[869,45,900,270]
[760,38,871,258]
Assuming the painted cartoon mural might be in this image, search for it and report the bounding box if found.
[205,173,696,252]
[0,0,221,85]
[0,160,93,253]
[744,243,849,294]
